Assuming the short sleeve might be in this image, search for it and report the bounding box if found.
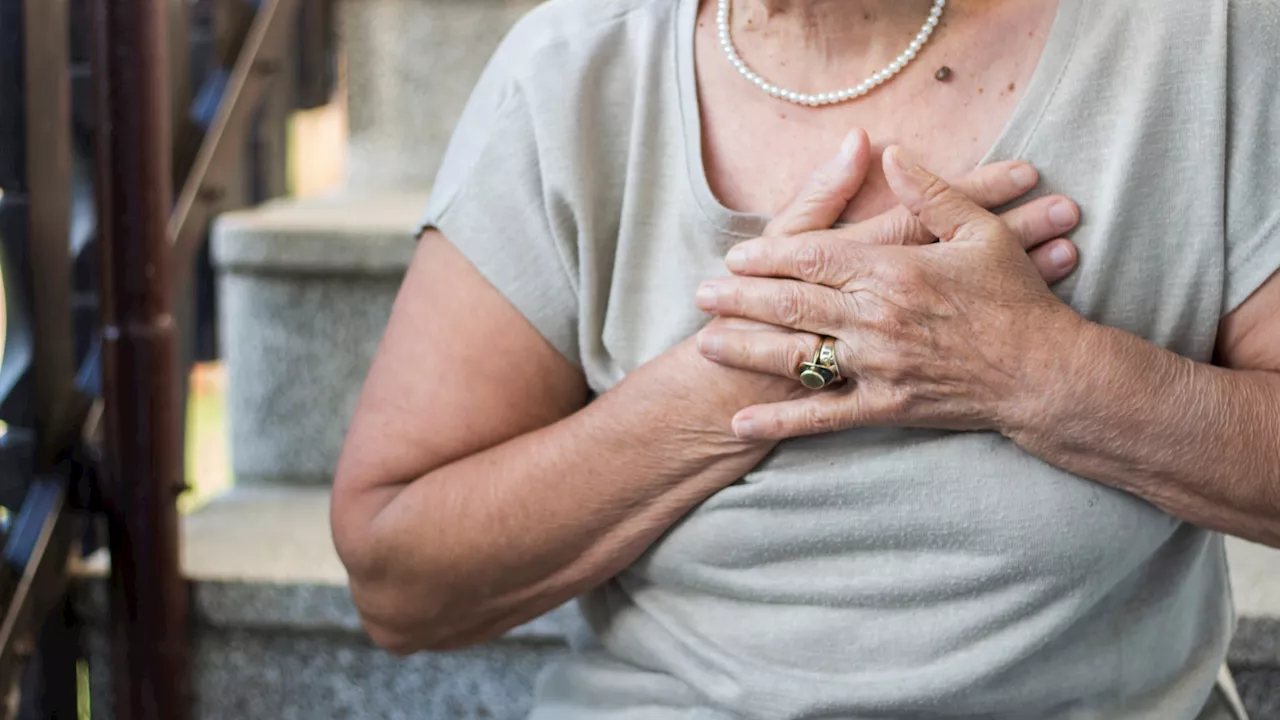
[1223,0,1280,315]
[421,44,581,365]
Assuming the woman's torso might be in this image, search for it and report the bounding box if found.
[464,0,1243,716]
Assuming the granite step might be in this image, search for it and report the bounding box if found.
[210,191,428,488]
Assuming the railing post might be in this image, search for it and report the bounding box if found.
[90,0,188,717]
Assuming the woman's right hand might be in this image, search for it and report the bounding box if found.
[654,129,1080,445]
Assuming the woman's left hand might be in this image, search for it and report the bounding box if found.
[695,146,1085,440]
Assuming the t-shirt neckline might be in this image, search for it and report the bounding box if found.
[675,0,1086,239]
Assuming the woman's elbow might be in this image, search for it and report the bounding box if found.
[331,487,506,653]
[348,574,478,655]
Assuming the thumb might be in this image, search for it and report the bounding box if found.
[883,145,1002,243]
[764,129,871,237]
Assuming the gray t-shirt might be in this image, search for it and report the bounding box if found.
[421,0,1280,717]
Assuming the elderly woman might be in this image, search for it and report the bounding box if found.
[331,0,1280,717]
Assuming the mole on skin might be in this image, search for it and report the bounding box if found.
[935,66,953,82]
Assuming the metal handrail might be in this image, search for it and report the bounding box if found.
[170,0,301,295]
[0,0,306,714]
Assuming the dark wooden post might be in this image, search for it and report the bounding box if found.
[90,0,189,717]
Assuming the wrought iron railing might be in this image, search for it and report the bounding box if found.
[0,0,325,716]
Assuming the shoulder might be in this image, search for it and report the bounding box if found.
[490,0,679,89]
[1104,0,1277,54]
[426,0,678,233]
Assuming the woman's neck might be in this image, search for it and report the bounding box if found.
[733,0,940,63]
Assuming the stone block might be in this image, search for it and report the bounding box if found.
[193,629,567,720]
[340,0,542,191]
[84,624,568,720]
[212,192,427,486]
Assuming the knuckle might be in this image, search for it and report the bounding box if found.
[880,387,915,423]
[794,242,829,281]
[964,173,1000,206]
[725,282,746,310]
[887,211,927,246]
[802,404,839,434]
[877,302,911,337]
[897,263,929,287]
[776,286,808,326]
[918,174,953,206]
[877,261,914,287]
[786,335,817,372]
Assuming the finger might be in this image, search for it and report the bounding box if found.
[697,326,853,381]
[883,145,1006,243]
[770,159,1041,251]
[731,391,882,440]
[764,129,872,237]
[696,277,849,336]
[1028,238,1078,285]
[998,195,1080,250]
[726,231,876,287]
[705,316,791,333]
[950,160,1041,211]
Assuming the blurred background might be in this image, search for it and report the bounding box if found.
[0,0,1275,718]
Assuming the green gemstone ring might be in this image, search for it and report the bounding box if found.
[797,337,842,390]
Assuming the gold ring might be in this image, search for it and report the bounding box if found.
[798,337,842,390]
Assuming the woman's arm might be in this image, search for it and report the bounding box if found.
[334,235,783,655]
[1005,274,1280,547]
[332,136,875,653]
[694,146,1280,547]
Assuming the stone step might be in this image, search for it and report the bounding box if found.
[74,485,582,720]
[338,0,541,192]
[210,191,429,487]
[75,485,1280,719]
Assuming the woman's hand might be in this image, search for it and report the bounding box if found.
[668,131,1079,434]
[694,145,1083,439]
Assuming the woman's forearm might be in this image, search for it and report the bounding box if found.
[1007,318,1280,547]
[345,350,779,653]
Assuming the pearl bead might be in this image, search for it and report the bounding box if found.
[717,0,944,107]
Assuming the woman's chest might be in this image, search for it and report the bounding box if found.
[594,117,1228,392]
[692,2,1052,223]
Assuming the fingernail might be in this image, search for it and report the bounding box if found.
[698,331,722,359]
[696,283,720,311]
[725,246,748,272]
[839,130,861,161]
[733,416,759,439]
[1049,201,1077,230]
[1050,243,1074,269]
[1009,164,1037,190]
[889,145,920,173]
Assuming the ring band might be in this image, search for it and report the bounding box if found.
[798,337,842,390]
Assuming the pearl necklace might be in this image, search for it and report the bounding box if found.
[717,0,947,107]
